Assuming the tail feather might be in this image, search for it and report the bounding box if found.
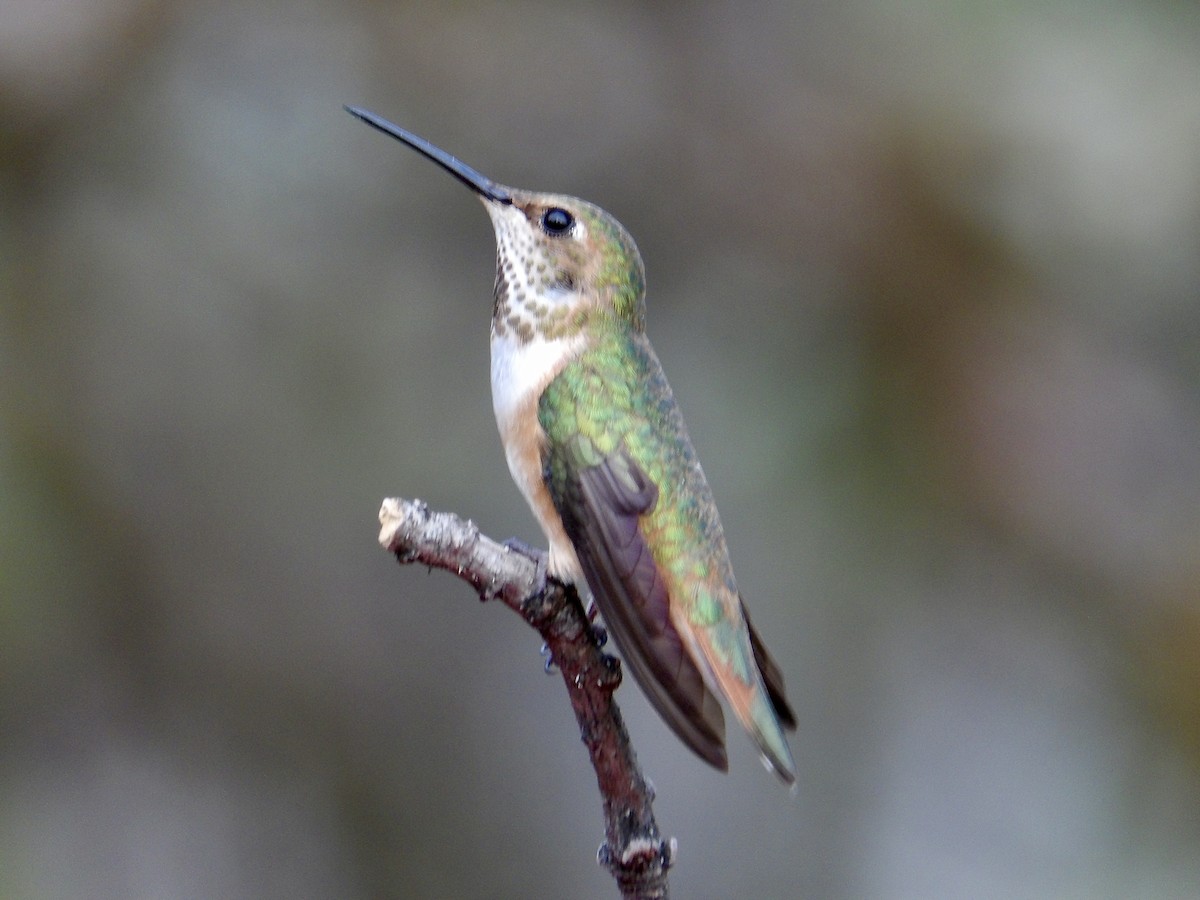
[684,606,797,785]
[743,599,797,730]
[746,690,797,784]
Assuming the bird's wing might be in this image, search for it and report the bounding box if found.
[538,335,728,771]
[551,438,728,771]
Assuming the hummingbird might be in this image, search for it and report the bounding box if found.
[348,106,797,783]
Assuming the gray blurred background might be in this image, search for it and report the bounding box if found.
[3,1,1200,897]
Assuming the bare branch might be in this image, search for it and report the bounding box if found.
[378,497,674,899]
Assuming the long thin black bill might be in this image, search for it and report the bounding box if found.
[345,106,511,204]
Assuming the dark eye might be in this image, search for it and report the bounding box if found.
[541,207,573,235]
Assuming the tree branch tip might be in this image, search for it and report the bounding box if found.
[622,837,658,866]
[598,834,676,876]
[377,496,422,551]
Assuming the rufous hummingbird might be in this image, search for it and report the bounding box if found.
[348,106,797,782]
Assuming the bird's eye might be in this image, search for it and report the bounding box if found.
[541,207,574,235]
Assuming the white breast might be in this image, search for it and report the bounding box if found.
[490,330,587,581]
[489,331,584,427]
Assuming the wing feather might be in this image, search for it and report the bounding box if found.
[559,447,728,770]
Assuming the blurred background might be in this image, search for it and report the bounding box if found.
[3,1,1199,897]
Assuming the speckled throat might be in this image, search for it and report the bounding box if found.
[485,198,590,345]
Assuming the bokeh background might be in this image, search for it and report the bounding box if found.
[4,1,1200,897]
